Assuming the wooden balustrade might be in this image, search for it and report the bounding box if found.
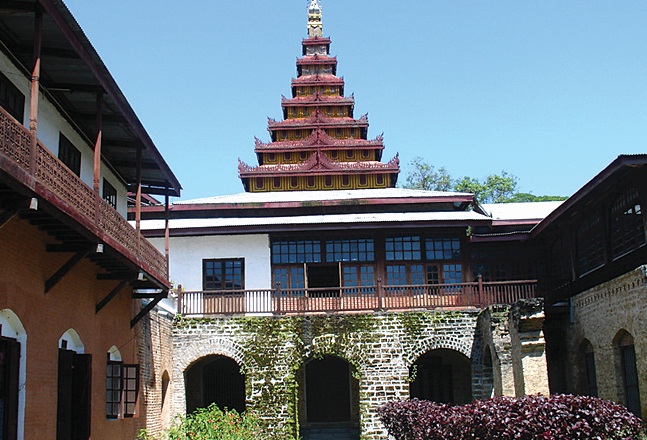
[177,279,538,316]
[0,106,168,283]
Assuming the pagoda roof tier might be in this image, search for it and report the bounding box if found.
[291,74,345,87]
[302,37,332,46]
[268,111,369,130]
[296,54,338,66]
[281,94,355,107]
[255,129,384,152]
[239,151,399,178]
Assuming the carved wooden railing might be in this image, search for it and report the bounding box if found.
[0,106,168,284]
[178,279,538,316]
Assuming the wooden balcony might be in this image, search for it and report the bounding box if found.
[177,279,539,316]
[0,106,168,286]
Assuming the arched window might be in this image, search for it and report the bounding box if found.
[578,339,597,397]
[0,310,26,440]
[57,329,91,439]
[610,187,645,260]
[614,331,642,417]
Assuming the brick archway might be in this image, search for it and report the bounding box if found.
[404,335,473,367]
[172,337,257,416]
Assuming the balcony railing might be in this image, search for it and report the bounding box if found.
[177,278,538,316]
[0,106,168,284]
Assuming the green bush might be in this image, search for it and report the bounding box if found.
[138,404,264,440]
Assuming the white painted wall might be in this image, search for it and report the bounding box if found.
[0,52,129,216]
[149,234,272,292]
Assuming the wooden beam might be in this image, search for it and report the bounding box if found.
[0,2,36,13]
[0,207,20,231]
[97,272,135,281]
[96,280,129,314]
[131,290,168,328]
[46,244,93,253]
[45,251,89,294]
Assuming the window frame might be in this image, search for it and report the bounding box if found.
[202,258,245,291]
[58,133,82,177]
[102,179,118,209]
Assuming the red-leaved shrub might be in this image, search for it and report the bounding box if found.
[378,394,644,440]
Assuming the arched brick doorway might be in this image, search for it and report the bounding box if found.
[185,355,245,414]
[409,348,472,404]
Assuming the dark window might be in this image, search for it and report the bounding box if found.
[610,187,645,260]
[427,264,463,285]
[57,349,91,440]
[426,238,461,260]
[103,179,117,209]
[203,259,244,291]
[386,264,424,286]
[618,334,641,417]
[342,265,374,288]
[272,239,321,264]
[58,134,81,177]
[576,212,605,275]
[0,336,20,440]
[273,267,305,291]
[0,72,25,122]
[386,236,421,261]
[584,351,598,397]
[325,238,374,262]
[106,360,122,419]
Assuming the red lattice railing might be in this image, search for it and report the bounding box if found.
[178,279,538,316]
[0,106,168,285]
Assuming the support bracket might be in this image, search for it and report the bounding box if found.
[131,290,168,328]
[95,279,130,314]
[45,250,88,293]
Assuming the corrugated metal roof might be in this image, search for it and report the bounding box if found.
[139,210,490,231]
[175,188,473,206]
[481,201,564,220]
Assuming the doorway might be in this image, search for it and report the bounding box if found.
[300,356,359,440]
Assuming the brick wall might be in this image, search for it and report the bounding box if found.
[0,213,144,439]
[566,265,647,420]
[164,302,547,439]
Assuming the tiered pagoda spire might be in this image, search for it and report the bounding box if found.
[238,0,400,192]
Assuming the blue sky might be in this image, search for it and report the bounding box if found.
[63,1,647,201]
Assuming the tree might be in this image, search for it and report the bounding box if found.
[455,171,518,204]
[401,157,565,204]
[403,157,453,191]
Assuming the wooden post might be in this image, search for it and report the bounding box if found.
[377,278,384,311]
[164,189,170,276]
[477,274,484,307]
[275,282,281,315]
[29,6,43,173]
[93,94,104,223]
[135,146,142,232]
[93,94,104,193]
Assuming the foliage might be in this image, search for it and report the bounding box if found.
[378,394,645,440]
[505,192,568,202]
[403,157,453,191]
[138,403,264,440]
[401,156,566,203]
[454,171,518,204]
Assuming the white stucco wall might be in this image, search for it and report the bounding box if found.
[0,51,129,216]
[149,234,272,292]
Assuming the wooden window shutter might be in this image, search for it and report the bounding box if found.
[72,354,92,440]
[0,337,20,440]
[123,365,140,417]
